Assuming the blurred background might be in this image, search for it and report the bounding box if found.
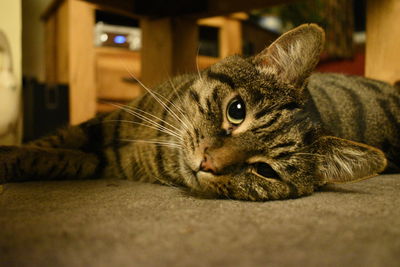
[0,0,399,145]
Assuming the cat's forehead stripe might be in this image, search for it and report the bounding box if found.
[211,86,221,105]
[188,89,206,115]
[206,70,235,89]
[254,101,301,120]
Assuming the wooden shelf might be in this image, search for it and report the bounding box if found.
[95,47,143,101]
[42,1,258,124]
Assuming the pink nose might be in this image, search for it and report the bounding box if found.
[200,154,217,174]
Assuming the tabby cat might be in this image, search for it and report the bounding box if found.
[0,24,399,201]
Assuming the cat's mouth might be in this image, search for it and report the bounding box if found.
[189,164,229,184]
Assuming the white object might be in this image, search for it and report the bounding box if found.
[94,22,141,51]
[0,30,19,142]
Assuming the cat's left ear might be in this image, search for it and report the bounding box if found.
[313,136,387,184]
[253,24,325,87]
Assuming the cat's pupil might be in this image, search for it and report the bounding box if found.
[227,98,246,125]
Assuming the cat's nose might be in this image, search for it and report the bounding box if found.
[199,154,217,174]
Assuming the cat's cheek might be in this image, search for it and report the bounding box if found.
[184,152,201,173]
[179,156,201,189]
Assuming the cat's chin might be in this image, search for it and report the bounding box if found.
[196,171,217,181]
[184,164,223,190]
[195,171,230,188]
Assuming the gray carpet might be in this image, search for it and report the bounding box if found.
[1,174,399,267]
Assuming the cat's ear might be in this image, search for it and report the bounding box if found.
[253,24,325,87]
[314,136,387,184]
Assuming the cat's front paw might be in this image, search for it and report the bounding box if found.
[0,146,21,184]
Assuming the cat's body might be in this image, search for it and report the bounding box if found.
[307,73,400,172]
[0,24,397,201]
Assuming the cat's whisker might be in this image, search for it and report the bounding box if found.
[129,108,187,141]
[293,152,327,158]
[120,138,182,148]
[107,103,183,140]
[104,119,183,141]
[123,68,190,130]
[130,105,184,134]
[146,89,192,131]
[122,62,193,133]
[104,103,182,140]
[151,87,186,120]
[167,78,195,129]
[143,87,192,132]
[121,138,182,146]
[196,45,203,82]
[104,103,184,139]
[167,78,185,107]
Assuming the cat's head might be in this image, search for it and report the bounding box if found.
[179,24,386,201]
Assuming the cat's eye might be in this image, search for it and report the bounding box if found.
[253,162,280,180]
[227,97,246,125]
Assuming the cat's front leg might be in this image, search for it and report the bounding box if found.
[195,171,305,201]
[0,146,101,184]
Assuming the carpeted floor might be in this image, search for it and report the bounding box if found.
[1,174,399,267]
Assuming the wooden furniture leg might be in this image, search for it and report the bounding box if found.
[44,0,97,125]
[366,0,400,84]
[68,0,96,124]
[219,18,242,58]
[140,17,198,88]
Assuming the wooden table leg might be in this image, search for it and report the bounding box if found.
[68,0,97,124]
[365,0,400,84]
[219,17,242,58]
[140,17,198,88]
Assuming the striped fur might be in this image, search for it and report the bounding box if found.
[0,24,396,201]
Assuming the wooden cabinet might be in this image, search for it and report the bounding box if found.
[95,47,143,112]
[43,0,147,123]
[43,0,400,126]
[95,48,141,101]
[42,0,245,124]
[43,0,97,124]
